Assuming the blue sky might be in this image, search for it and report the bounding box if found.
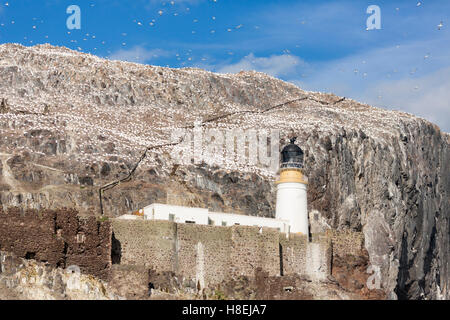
[0,0,449,131]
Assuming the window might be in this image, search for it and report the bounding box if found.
[208,218,214,226]
[222,221,227,226]
[169,214,175,221]
[185,220,196,224]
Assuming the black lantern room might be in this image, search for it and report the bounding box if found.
[281,137,304,169]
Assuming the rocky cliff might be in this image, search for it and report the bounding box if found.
[0,251,119,300]
[0,43,448,300]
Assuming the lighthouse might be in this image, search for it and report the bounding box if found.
[275,137,309,237]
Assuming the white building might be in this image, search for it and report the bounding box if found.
[138,203,290,233]
[208,211,289,232]
[143,203,209,225]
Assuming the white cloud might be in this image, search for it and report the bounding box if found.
[108,46,170,64]
[217,53,306,78]
[292,38,450,133]
[367,67,450,132]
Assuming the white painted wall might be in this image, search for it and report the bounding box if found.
[275,182,308,237]
[116,214,142,220]
[208,212,289,233]
[143,203,209,225]
[141,203,289,232]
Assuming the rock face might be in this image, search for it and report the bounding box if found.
[0,43,448,300]
[0,252,119,300]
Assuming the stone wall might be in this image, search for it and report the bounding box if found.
[0,208,112,280]
[279,234,308,276]
[0,207,366,288]
[229,226,281,278]
[325,229,365,258]
[111,219,336,289]
[305,234,332,281]
[280,233,332,280]
[176,223,232,288]
[111,219,176,271]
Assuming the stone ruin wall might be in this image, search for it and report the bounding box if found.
[0,208,112,280]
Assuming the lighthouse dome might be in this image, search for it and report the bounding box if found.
[281,137,304,168]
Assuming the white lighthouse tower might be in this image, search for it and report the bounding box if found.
[275,137,309,237]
